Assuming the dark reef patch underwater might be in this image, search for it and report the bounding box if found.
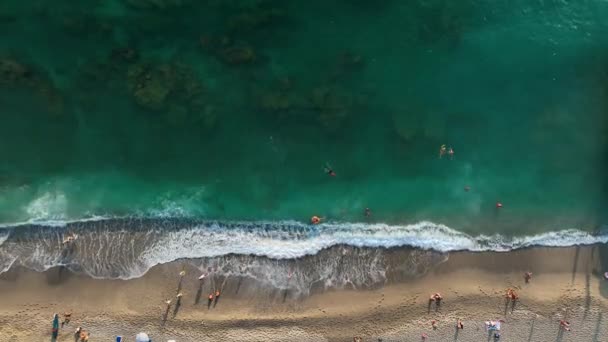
[0,0,607,275]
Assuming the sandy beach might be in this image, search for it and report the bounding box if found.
[1,245,607,342]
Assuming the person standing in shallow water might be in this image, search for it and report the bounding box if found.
[207,293,213,309]
[524,272,532,283]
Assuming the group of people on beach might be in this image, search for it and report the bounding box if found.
[51,311,90,341]
[416,272,570,341]
[165,269,224,318]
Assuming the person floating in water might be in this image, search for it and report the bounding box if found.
[311,216,322,224]
[448,147,454,160]
[324,163,336,177]
[439,144,447,158]
[364,208,371,218]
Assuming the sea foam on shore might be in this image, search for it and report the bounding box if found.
[0,218,606,283]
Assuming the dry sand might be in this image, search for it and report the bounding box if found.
[1,245,608,342]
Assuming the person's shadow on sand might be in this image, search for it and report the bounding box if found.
[172,297,182,318]
[282,289,289,302]
[555,325,564,342]
[511,299,517,313]
[162,304,171,326]
[195,282,204,305]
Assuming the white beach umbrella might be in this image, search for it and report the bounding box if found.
[135,332,151,342]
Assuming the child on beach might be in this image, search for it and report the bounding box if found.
[61,311,72,327]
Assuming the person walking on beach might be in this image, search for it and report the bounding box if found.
[457,319,464,330]
[505,288,518,302]
[524,272,532,283]
[559,320,571,331]
[430,293,443,304]
[207,293,214,309]
[212,289,221,308]
[52,313,59,339]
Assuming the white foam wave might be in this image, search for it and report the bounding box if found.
[24,191,68,221]
[0,215,115,229]
[0,230,10,246]
[1,218,606,280]
[139,220,608,267]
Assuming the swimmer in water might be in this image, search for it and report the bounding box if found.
[324,163,336,177]
[364,207,371,218]
[448,147,454,160]
[439,144,447,158]
[311,216,322,224]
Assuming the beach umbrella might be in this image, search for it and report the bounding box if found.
[51,314,59,338]
[136,332,151,342]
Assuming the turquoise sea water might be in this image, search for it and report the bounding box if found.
[0,0,607,236]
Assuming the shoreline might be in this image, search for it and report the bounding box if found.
[1,218,607,283]
[1,245,607,341]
